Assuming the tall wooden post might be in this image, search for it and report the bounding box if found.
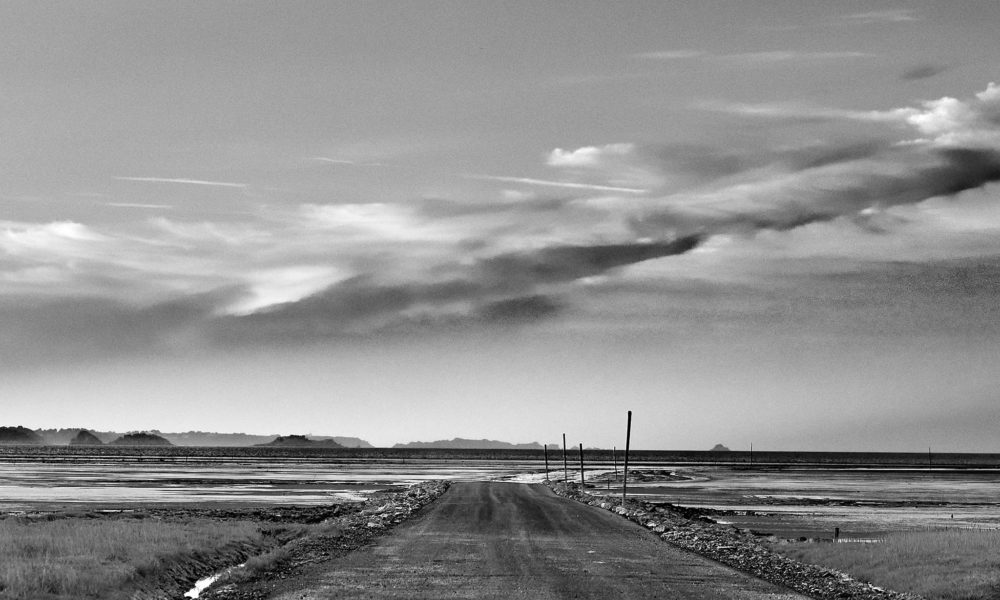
[622,410,632,503]
[579,443,585,487]
[543,444,549,480]
[613,446,618,479]
[562,433,568,482]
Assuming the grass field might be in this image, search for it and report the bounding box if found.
[776,528,1000,600]
[0,515,271,600]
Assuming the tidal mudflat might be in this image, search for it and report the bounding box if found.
[587,466,1000,540]
[3,447,998,538]
[0,450,536,512]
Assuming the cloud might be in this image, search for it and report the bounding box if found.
[716,51,873,64]
[887,82,1000,147]
[701,100,899,124]
[475,295,561,324]
[545,143,668,191]
[547,144,635,168]
[843,9,919,24]
[106,202,174,210]
[114,176,248,189]
[210,237,704,343]
[465,174,647,194]
[901,64,948,81]
[478,237,704,288]
[5,83,1000,363]
[706,83,1000,149]
[631,50,707,60]
[633,50,872,65]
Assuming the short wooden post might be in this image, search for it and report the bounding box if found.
[562,433,568,482]
[543,444,549,480]
[579,443,584,487]
[622,410,632,503]
[834,527,840,541]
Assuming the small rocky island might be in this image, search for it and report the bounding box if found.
[69,429,104,446]
[256,435,344,448]
[109,432,174,446]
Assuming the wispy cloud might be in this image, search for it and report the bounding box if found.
[700,100,899,123]
[843,9,920,24]
[465,174,647,194]
[901,64,948,81]
[311,157,389,167]
[633,49,873,64]
[631,50,707,61]
[709,82,1000,149]
[106,202,174,210]
[114,177,248,189]
[719,51,873,64]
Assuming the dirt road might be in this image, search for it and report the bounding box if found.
[268,482,807,599]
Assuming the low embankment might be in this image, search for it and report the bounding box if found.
[549,482,924,600]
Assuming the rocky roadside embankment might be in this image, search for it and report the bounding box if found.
[198,481,450,600]
[549,482,924,600]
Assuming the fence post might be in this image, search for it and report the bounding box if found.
[562,433,568,482]
[579,443,584,487]
[543,444,549,480]
[622,410,632,503]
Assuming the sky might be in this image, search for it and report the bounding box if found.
[3,2,1000,451]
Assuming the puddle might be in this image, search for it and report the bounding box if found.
[183,563,244,599]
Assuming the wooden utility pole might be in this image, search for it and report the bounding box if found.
[579,443,585,487]
[622,410,632,503]
[562,433,568,482]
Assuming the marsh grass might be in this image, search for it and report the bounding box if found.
[777,528,1000,600]
[0,516,264,600]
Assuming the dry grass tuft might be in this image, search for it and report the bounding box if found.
[777,528,1000,600]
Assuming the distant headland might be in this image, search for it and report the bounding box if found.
[0,426,374,448]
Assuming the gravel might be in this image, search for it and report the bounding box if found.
[549,481,925,600]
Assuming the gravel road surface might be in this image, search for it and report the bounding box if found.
[270,482,809,599]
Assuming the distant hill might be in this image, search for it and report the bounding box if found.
[69,430,104,446]
[36,428,121,444]
[710,444,731,452]
[163,431,276,446]
[0,426,44,445]
[109,432,173,446]
[256,435,345,448]
[393,438,555,450]
[314,436,372,448]
[32,429,372,447]
[163,431,373,447]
